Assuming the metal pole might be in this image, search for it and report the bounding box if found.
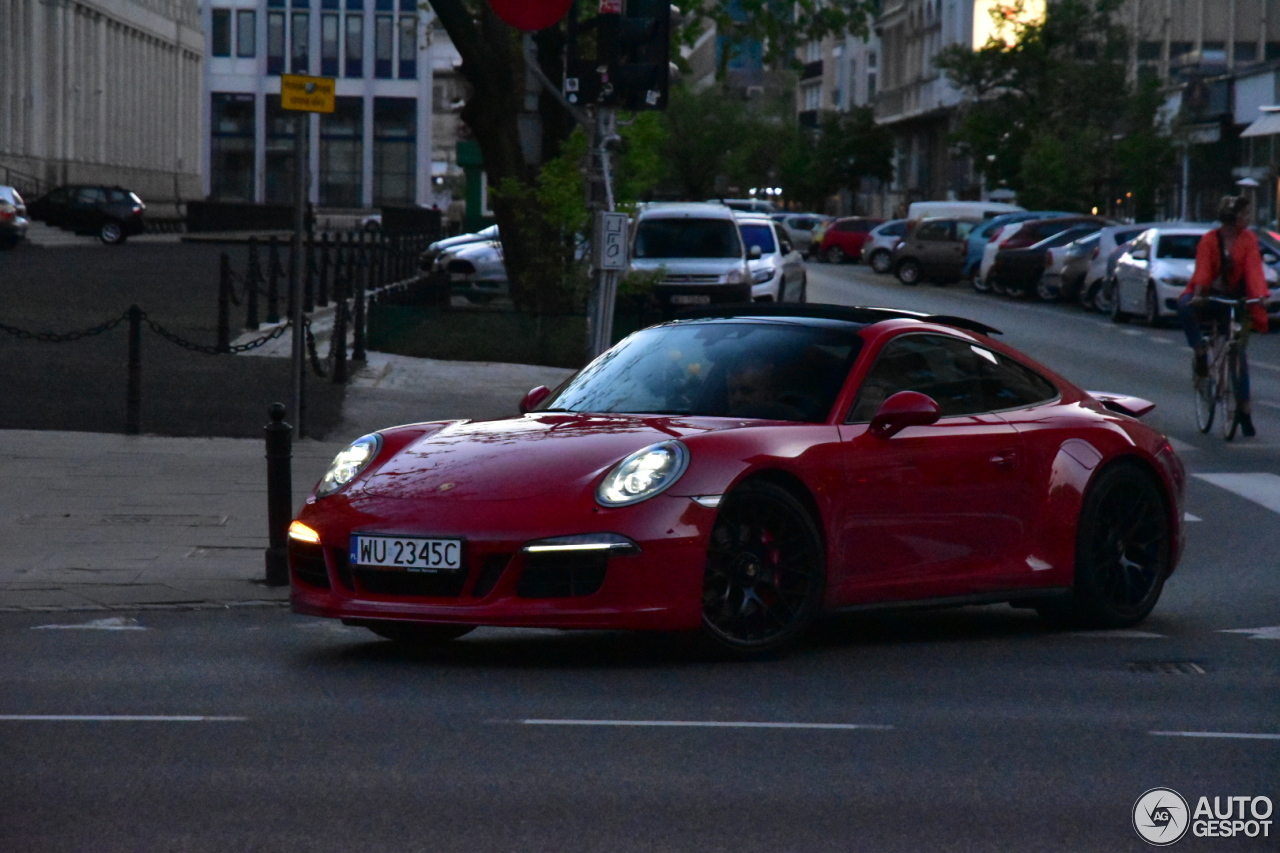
[263,402,292,587]
[1180,147,1190,221]
[126,304,142,435]
[290,113,307,439]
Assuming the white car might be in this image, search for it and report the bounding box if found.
[859,219,909,274]
[737,213,806,302]
[419,224,500,270]
[433,238,509,303]
[629,202,752,310]
[769,212,828,258]
[1111,226,1280,324]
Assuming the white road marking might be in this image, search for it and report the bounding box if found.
[0,715,246,722]
[1065,630,1166,638]
[1184,512,1202,522]
[518,719,894,731]
[1193,473,1280,514]
[1151,731,1280,741]
[1219,626,1280,640]
[31,617,146,631]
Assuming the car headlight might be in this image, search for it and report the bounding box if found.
[725,268,746,285]
[316,433,382,498]
[597,441,690,507]
[752,266,775,284]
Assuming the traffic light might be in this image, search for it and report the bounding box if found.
[565,1,670,111]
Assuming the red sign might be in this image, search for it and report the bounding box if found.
[488,0,574,31]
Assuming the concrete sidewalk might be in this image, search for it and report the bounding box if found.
[0,353,575,612]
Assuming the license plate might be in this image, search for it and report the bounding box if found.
[350,534,463,571]
[670,294,711,305]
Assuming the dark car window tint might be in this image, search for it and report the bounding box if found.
[882,221,907,237]
[546,322,861,422]
[1113,228,1143,245]
[634,218,742,259]
[849,334,984,421]
[1156,234,1201,259]
[973,346,1059,409]
[739,223,777,254]
[76,187,105,204]
[106,189,132,203]
[915,221,951,242]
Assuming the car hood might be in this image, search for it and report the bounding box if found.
[358,413,729,501]
[629,258,745,275]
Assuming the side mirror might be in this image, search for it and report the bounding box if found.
[748,245,763,260]
[869,391,941,439]
[519,385,551,414]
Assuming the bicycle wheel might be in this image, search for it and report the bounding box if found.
[1219,345,1240,440]
[1193,369,1215,433]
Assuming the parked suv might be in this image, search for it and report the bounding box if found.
[0,185,30,249]
[28,184,146,244]
[891,217,980,284]
[629,203,751,311]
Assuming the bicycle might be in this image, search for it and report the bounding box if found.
[1192,295,1264,439]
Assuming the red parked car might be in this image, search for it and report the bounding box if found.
[816,217,885,263]
[289,304,1186,656]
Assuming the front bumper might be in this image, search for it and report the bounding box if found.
[289,492,716,632]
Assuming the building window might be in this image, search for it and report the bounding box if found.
[291,12,309,73]
[265,96,301,203]
[236,10,256,58]
[320,96,364,207]
[801,82,821,111]
[210,93,255,201]
[267,11,285,74]
[321,13,340,76]
[805,40,821,63]
[321,0,338,8]
[1170,41,1193,61]
[345,14,364,77]
[399,0,415,10]
[374,97,416,205]
[1235,42,1258,63]
[867,71,877,101]
[1137,41,1161,61]
[375,15,394,78]
[211,9,232,57]
[398,15,416,79]
[1268,42,1280,61]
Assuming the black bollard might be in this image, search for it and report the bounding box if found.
[245,237,261,330]
[332,272,349,383]
[353,244,367,363]
[317,232,330,307]
[126,305,142,435]
[266,236,281,324]
[304,231,316,313]
[217,253,232,353]
[264,402,292,587]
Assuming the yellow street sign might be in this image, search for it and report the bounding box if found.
[280,74,335,113]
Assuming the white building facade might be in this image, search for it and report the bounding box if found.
[200,0,437,208]
[0,0,204,211]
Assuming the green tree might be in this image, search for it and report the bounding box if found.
[426,1,879,311]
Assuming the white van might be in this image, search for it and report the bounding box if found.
[630,202,753,310]
[906,200,1023,221]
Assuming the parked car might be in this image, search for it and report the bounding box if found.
[432,237,509,304]
[1075,223,1166,310]
[963,211,1076,281]
[289,303,1186,656]
[978,216,1108,293]
[815,216,885,263]
[891,217,980,285]
[990,224,1103,300]
[1111,225,1280,325]
[27,184,145,244]
[629,202,751,311]
[418,224,499,271]
[905,200,1023,221]
[859,219,909,273]
[1056,232,1101,303]
[769,212,829,258]
[0,185,30,248]
[737,213,806,302]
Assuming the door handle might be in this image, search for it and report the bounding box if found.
[989,450,1019,469]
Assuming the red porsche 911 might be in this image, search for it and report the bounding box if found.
[288,304,1186,655]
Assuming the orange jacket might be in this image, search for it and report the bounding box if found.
[1183,228,1270,332]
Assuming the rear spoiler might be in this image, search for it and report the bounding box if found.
[1088,391,1156,419]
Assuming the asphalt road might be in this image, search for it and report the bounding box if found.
[1,260,1277,852]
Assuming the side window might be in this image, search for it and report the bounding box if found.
[972,346,1059,410]
[955,221,975,240]
[915,220,950,242]
[76,187,106,205]
[848,335,985,422]
[774,224,792,254]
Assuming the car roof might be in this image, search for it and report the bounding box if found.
[637,202,737,220]
[669,302,1002,336]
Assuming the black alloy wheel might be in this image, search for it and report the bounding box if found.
[971,272,992,293]
[1094,278,1117,314]
[796,274,808,303]
[364,622,476,646]
[1040,464,1170,628]
[870,249,892,274]
[1143,284,1161,326]
[1035,275,1060,302]
[702,481,826,656]
[826,246,847,264]
[896,258,921,285]
[99,220,125,244]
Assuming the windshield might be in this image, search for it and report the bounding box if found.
[542,321,862,422]
[634,218,742,259]
[739,223,777,254]
[1156,234,1201,259]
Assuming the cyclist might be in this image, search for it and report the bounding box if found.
[1176,195,1270,437]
